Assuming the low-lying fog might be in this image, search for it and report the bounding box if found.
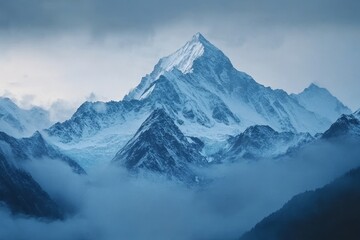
[1,141,359,240]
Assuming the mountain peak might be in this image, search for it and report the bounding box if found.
[0,97,17,109]
[322,113,360,139]
[191,32,209,44]
[124,32,234,101]
[303,83,328,93]
[293,83,351,122]
[150,32,225,78]
[153,33,206,75]
[0,97,52,138]
[138,108,171,129]
[308,83,321,89]
[112,108,206,183]
[243,125,277,136]
[0,97,13,103]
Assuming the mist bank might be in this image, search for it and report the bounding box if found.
[1,140,359,240]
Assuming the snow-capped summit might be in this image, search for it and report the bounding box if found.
[155,32,231,75]
[125,32,232,101]
[291,83,351,122]
[154,33,210,75]
[46,33,351,171]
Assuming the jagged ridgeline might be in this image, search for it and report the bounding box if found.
[42,33,350,173]
[0,33,358,222]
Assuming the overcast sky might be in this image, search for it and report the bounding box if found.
[0,0,359,115]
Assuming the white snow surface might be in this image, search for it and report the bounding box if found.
[124,33,210,101]
[156,32,205,76]
[44,110,149,171]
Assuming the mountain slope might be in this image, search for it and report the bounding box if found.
[240,166,360,240]
[112,109,207,183]
[45,33,348,169]
[0,131,85,174]
[322,111,360,139]
[0,97,52,138]
[0,150,63,219]
[218,125,313,161]
[291,83,351,122]
[124,33,331,135]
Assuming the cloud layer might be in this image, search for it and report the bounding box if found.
[1,141,360,240]
[1,0,359,34]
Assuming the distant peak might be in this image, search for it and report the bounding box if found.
[0,97,15,104]
[302,83,330,94]
[307,83,323,90]
[243,125,277,135]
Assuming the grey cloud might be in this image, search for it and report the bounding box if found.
[0,0,359,112]
[1,0,360,36]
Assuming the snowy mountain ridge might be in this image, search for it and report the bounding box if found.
[322,111,360,139]
[45,33,352,170]
[216,125,314,161]
[122,33,341,135]
[0,131,85,174]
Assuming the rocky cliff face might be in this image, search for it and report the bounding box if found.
[112,109,207,183]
